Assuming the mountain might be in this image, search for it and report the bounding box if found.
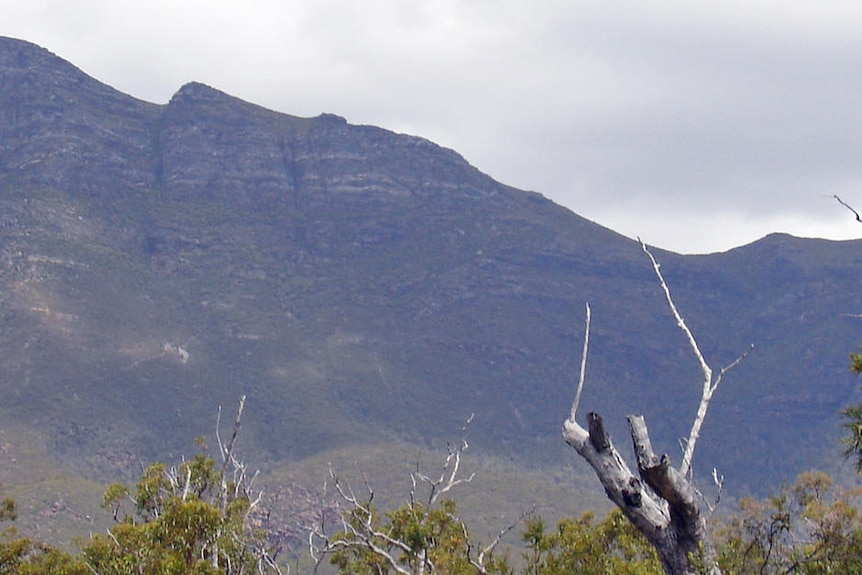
[0,37,861,537]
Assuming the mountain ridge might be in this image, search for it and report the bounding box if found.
[0,36,860,538]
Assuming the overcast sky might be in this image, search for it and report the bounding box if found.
[2,0,862,253]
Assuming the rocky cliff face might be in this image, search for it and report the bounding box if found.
[0,37,860,499]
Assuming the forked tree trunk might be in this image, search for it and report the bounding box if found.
[562,413,718,575]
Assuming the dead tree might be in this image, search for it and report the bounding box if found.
[562,241,752,575]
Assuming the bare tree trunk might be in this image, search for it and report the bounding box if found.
[563,414,716,575]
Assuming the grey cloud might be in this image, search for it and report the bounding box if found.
[1,0,861,252]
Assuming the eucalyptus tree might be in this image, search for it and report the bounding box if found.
[309,420,515,575]
[82,396,282,575]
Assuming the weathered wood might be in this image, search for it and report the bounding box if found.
[587,412,610,452]
[630,415,717,574]
[565,412,719,574]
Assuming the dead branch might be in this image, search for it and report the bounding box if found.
[415,420,476,507]
[212,396,279,572]
[310,468,415,575]
[464,508,529,574]
[834,195,862,223]
[217,394,246,479]
[640,239,752,477]
[570,303,591,422]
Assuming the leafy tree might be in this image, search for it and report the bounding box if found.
[0,487,88,575]
[520,509,663,575]
[714,471,862,574]
[82,397,282,574]
[325,498,508,575]
[81,449,277,575]
[311,423,512,575]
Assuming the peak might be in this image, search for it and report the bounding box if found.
[0,36,81,75]
[170,81,231,102]
[176,81,220,95]
[0,35,49,55]
[315,112,348,124]
[0,36,154,112]
[0,36,42,52]
[167,82,275,116]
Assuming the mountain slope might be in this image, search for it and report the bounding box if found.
[0,35,860,520]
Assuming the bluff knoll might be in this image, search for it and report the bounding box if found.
[0,36,860,518]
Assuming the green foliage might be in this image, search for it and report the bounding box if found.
[80,448,278,575]
[714,471,862,574]
[328,498,506,575]
[0,499,15,523]
[842,351,862,472]
[519,509,663,575]
[0,487,88,574]
[841,404,862,473]
[0,531,89,575]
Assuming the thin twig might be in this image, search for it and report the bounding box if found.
[570,303,591,422]
[220,395,246,472]
[834,195,862,222]
[472,507,532,571]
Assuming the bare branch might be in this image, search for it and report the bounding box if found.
[309,470,415,575]
[414,415,475,507]
[682,342,753,478]
[717,345,754,378]
[569,302,591,422]
[308,523,321,563]
[473,507,531,570]
[702,467,725,518]
[834,195,862,223]
[181,465,192,502]
[219,394,246,473]
[208,396,279,572]
[640,239,711,381]
[311,420,515,575]
[215,405,224,462]
[640,238,752,477]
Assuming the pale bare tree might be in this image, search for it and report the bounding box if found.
[562,240,752,575]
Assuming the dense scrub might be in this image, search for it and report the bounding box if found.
[5,454,862,574]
